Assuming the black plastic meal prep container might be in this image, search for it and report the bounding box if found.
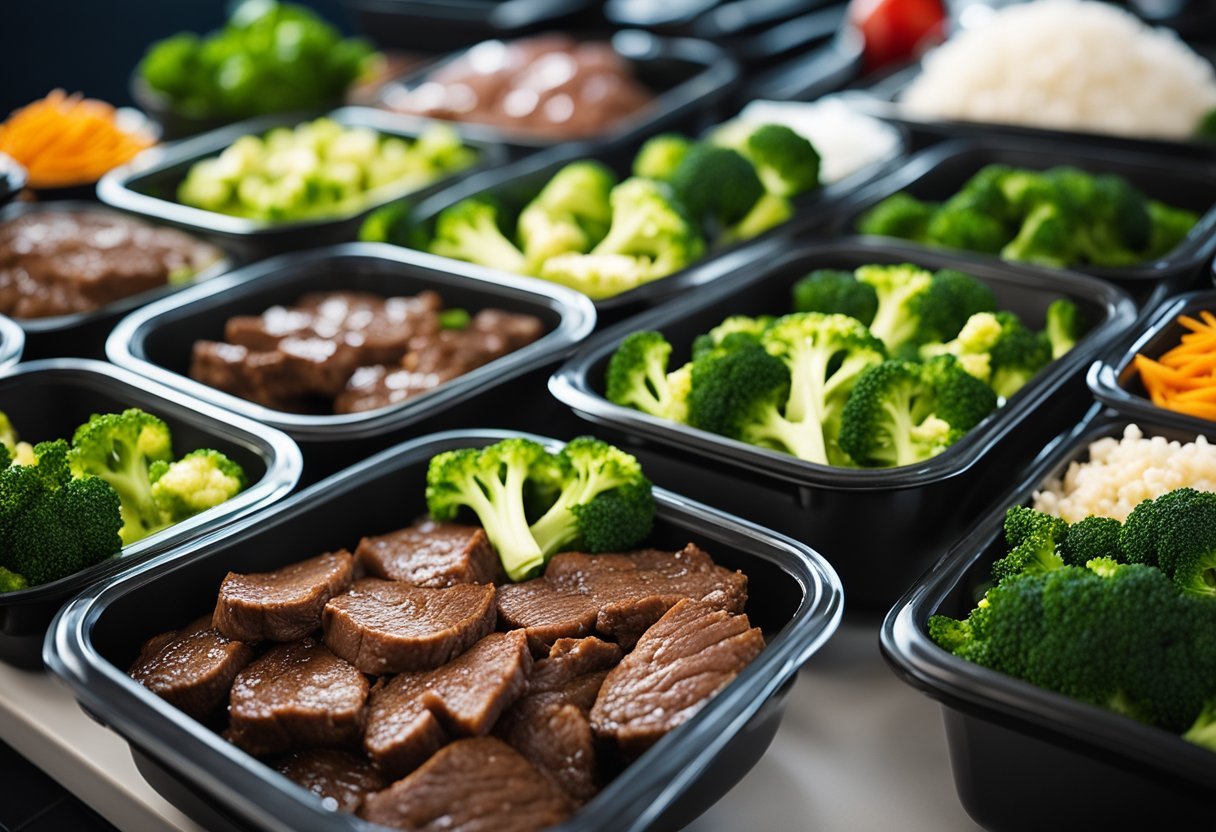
[382,115,907,321]
[349,0,599,54]
[0,201,237,360]
[106,242,596,480]
[372,31,740,158]
[0,153,27,207]
[830,137,1216,307]
[0,313,23,370]
[549,239,1137,607]
[0,358,302,668]
[95,107,509,262]
[880,407,1216,830]
[44,428,845,832]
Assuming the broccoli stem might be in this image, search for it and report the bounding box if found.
[464,464,545,580]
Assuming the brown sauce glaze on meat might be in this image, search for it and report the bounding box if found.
[355,519,505,588]
[128,615,255,720]
[213,550,355,643]
[271,749,387,813]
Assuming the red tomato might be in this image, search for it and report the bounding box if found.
[849,0,948,72]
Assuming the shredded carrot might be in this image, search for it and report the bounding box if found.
[0,90,154,188]
[1131,310,1216,423]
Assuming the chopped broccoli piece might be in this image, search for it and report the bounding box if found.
[604,331,690,422]
[359,200,428,249]
[791,269,879,326]
[853,263,935,354]
[857,193,936,242]
[915,269,998,347]
[719,193,794,246]
[692,316,776,357]
[68,409,174,546]
[1184,698,1216,752]
[992,506,1068,583]
[0,566,26,592]
[1145,201,1199,259]
[924,193,1009,254]
[920,310,1050,398]
[1059,516,1122,567]
[150,448,248,523]
[669,144,765,226]
[517,161,616,267]
[633,133,692,181]
[711,122,821,198]
[1000,202,1077,267]
[428,196,528,274]
[0,411,16,451]
[1141,488,1216,599]
[439,308,471,330]
[1043,299,1081,360]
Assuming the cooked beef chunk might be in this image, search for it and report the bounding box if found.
[227,638,369,756]
[364,631,531,777]
[323,579,497,674]
[359,738,572,832]
[271,749,387,813]
[355,520,504,588]
[495,637,622,802]
[213,550,355,643]
[496,544,748,651]
[128,615,255,720]
[590,599,764,758]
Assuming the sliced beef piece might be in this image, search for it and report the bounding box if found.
[496,544,748,651]
[271,749,386,813]
[128,615,255,720]
[323,579,496,675]
[228,638,369,756]
[590,599,765,758]
[355,519,505,588]
[359,738,572,832]
[364,631,531,777]
[332,364,459,414]
[214,550,355,643]
[495,637,622,803]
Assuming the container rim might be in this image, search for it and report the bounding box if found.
[0,152,28,199]
[0,200,237,334]
[371,30,740,151]
[45,427,844,832]
[0,313,23,370]
[96,106,507,238]
[879,407,1216,791]
[549,238,1137,491]
[1088,288,1216,435]
[0,357,303,604]
[831,136,1216,282]
[106,242,597,440]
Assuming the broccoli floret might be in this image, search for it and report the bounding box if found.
[539,178,705,298]
[527,437,655,556]
[0,566,26,592]
[517,161,617,267]
[992,506,1067,583]
[604,331,689,422]
[633,133,692,181]
[1145,200,1199,259]
[0,410,16,451]
[1043,299,1081,360]
[426,439,551,581]
[711,122,821,198]
[428,196,528,274]
[1144,488,1216,599]
[719,193,794,246]
[1059,516,1122,567]
[359,200,429,249]
[791,269,879,326]
[919,310,1050,397]
[853,263,934,354]
[149,448,247,523]
[669,144,764,226]
[1184,698,1216,752]
[924,195,1010,254]
[692,316,776,357]
[68,409,174,546]
[0,440,123,589]
[856,193,936,242]
[838,355,996,468]
[915,269,998,347]
[1001,202,1077,267]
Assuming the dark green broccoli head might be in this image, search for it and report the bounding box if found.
[791,269,879,326]
[993,506,1067,583]
[633,133,693,181]
[670,144,765,226]
[1149,488,1216,599]
[837,359,949,468]
[924,195,1010,254]
[920,354,998,433]
[429,196,528,274]
[914,269,998,346]
[692,316,776,358]
[1001,202,1078,267]
[687,336,791,442]
[605,330,679,419]
[1145,200,1199,259]
[988,311,1052,400]
[359,200,428,249]
[856,193,936,242]
[854,263,935,354]
[1090,174,1152,253]
[717,122,821,198]
[1059,516,1122,567]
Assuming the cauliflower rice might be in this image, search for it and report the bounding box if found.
[1033,425,1216,522]
[901,0,1216,140]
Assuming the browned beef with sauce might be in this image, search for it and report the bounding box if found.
[213,550,354,643]
[271,749,387,813]
[128,615,255,720]
[355,519,504,587]
[364,630,531,776]
[227,638,369,756]
[322,579,496,674]
[590,599,765,757]
[359,737,572,832]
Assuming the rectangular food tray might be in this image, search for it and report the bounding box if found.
[45,428,844,832]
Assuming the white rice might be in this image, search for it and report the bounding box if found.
[735,96,902,184]
[1032,424,1216,522]
[901,0,1216,140]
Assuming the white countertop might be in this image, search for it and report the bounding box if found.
[1,618,982,832]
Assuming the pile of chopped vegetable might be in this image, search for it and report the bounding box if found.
[0,408,247,592]
[1132,310,1216,422]
[857,164,1198,268]
[604,263,1081,468]
[0,91,154,188]
[361,121,823,300]
[930,490,1216,755]
[138,0,378,121]
[426,437,655,581]
[178,119,475,222]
